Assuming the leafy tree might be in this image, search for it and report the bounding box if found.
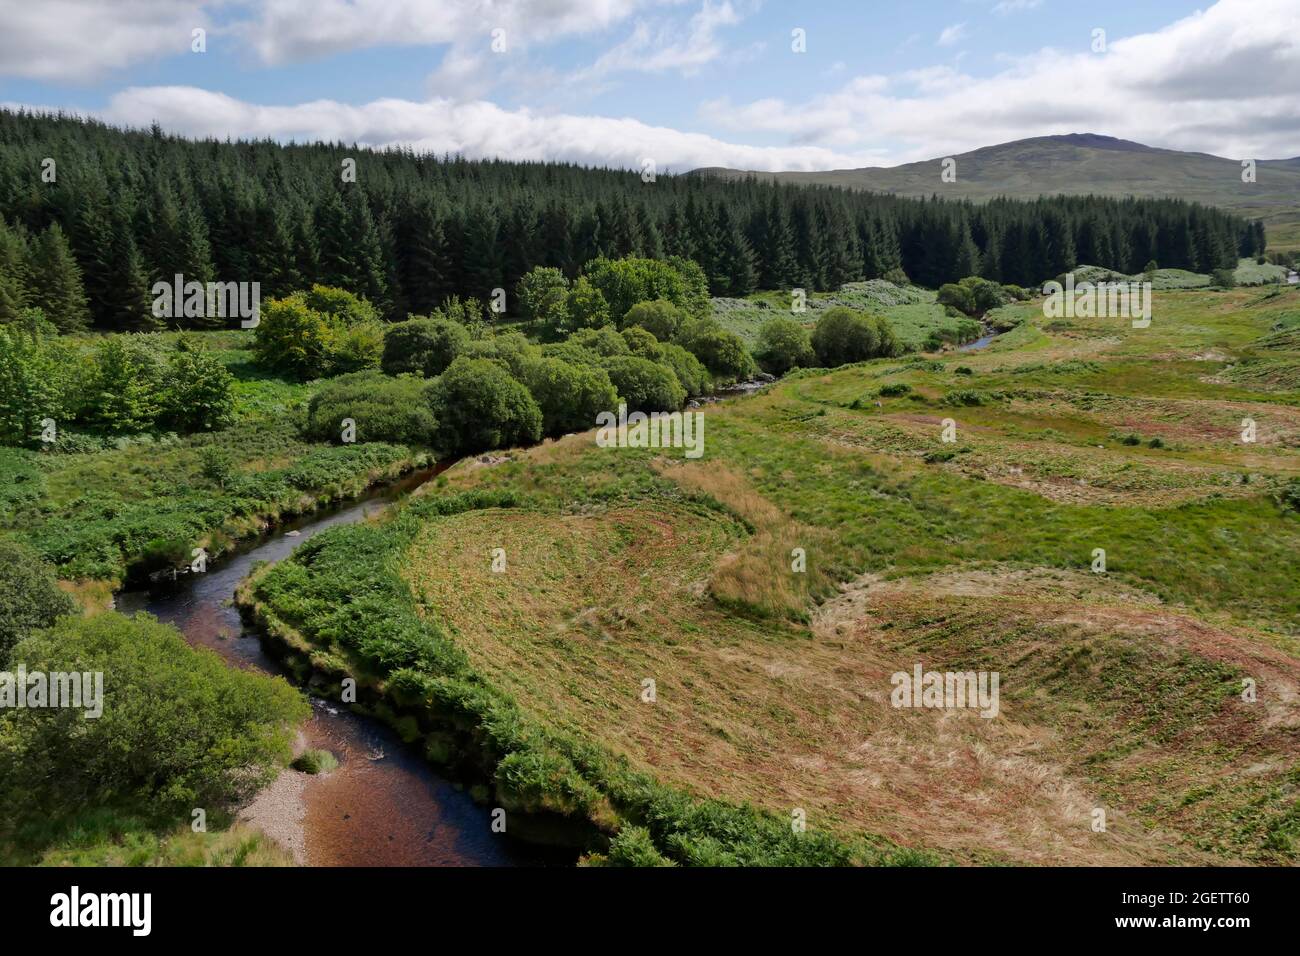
[381,316,469,377]
[517,266,570,332]
[461,331,542,381]
[936,276,1010,318]
[657,342,711,397]
[0,538,74,665]
[811,307,896,367]
[523,357,618,436]
[0,322,71,445]
[564,276,610,331]
[0,612,308,817]
[86,337,164,433]
[424,357,542,455]
[160,337,235,432]
[620,325,663,361]
[755,317,815,375]
[570,326,630,357]
[621,299,686,340]
[253,286,383,379]
[676,319,756,383]
[601,355,686,413]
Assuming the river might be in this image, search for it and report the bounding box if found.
[116,468,562,867]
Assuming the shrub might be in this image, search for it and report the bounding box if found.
[620,325,663,361]
[0,612,307,817]
[677,319,756,383]
[1211,268,1237,289]
[86,336,164,433]
[0,538,74,665]
[523,357,618,437]
[424,357,543,455]
[570,326,630,357]
[937,276,1011,317]
[754,317,815,376]
[381,317,469,378]
[878,382,911,397]
[811,307,896,367]
[657,342,711,397]
[303,371,437,445]
[159,337,235,433]
[462,332,542,380]
[600,355,686,413]
[621,299,686,340]
[253,285,384,380]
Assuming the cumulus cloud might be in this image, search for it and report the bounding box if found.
[98,85,886,171]
[0,0,207,82]
[702,0,1300,163]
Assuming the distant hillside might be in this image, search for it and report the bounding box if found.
[696,134,1300,252]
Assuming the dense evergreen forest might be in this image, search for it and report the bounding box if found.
[0,109,1264,331]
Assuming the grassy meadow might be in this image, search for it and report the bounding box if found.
[243,283,1300,865]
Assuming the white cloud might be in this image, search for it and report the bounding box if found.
[237,0,677,66]
[937,23,967,47]
[993,0,1042,15]
[0,0,208,82]
[572,0,742,79]
[703,0,1300,164]
[97,85,887,172]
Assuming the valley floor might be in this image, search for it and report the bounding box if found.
[249,285,1300,865]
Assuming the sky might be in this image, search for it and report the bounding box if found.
[1,0,1297,173]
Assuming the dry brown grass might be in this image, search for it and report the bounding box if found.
[652,458,830,618]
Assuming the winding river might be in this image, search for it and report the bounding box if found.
[116,469,561,867]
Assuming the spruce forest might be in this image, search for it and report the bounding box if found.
[0,108,1264,331]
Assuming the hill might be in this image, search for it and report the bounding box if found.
[696,134,1300,252]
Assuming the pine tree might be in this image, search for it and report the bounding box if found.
[26,222,89,331]
[0,217,30,322]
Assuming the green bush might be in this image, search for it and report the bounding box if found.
[462,332,542,381]
[425,357,543,455]
[159,337,236,433]
[677,319,756,383]
[811,307,897,367]
[303,371,437,445]
[878,382,911,397]
[381,317,469,378]
[937,276,1012,317]
[523,357,618,437]
[600,355,686,413]
[754,317,815,376]
[570,326,630,357]
[621,299,686,340]
[0,538,74,665]
[0,612,308,818]
[620,325,663,361]
[252,285,384,380]
[657,342,711,398]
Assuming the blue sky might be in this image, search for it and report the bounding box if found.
[1,0,1297,170]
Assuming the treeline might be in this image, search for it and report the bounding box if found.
[0,108,1263,332]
